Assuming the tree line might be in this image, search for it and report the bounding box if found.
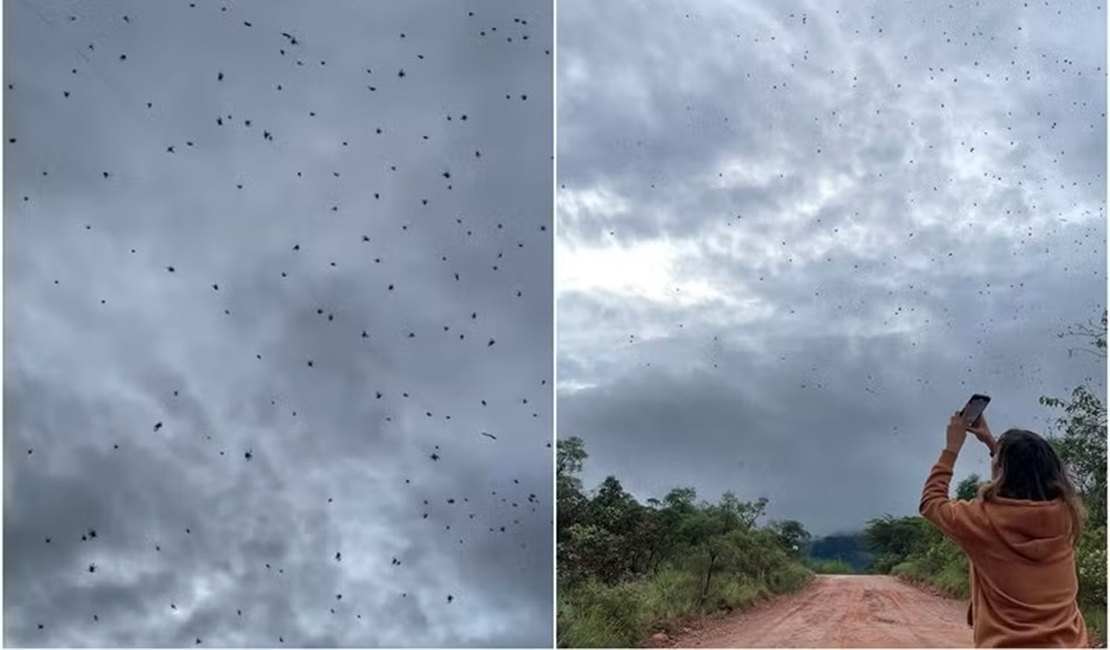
[557,438,813,647]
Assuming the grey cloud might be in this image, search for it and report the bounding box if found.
[6,0,552,646]
[557,0,1104,536]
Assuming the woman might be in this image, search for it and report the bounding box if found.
[919,409,1089,648]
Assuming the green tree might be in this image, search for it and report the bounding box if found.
[956,474,982,501]
[557,437,591,536]
[768,520,811,556]
[1045,310,1107,518]
[1040,385,1107,524]
[663,487,698,512]
[560,523,625,583]
[589,476,647,580]
[864,515,925,573]
[558,436,588,476]
[556,436,817,647]
[1040,310,1107,637]
[736,495,769,528]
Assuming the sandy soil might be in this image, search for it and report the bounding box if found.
[669,575,974,648]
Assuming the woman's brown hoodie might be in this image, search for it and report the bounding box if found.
[920,449,1088,648]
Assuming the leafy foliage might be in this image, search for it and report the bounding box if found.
[1040,385,1107,524]
[863,515,927,574]
[767,519,812,558]
[556,437,813,647]
[805,558,855,574]
[956,474,983,501]
[1042,310,1107,644]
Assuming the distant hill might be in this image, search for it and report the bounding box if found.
[806,532,873,573]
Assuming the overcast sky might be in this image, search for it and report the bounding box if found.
[557,0,1105,537]
[5,0,551,646]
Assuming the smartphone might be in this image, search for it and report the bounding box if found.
[961,394,991,428]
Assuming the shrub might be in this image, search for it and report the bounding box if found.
[557,580,648,649]
[557,554,815,646]
[806,558,854,574]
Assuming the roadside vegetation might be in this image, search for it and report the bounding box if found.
[556,438,814,648]
[804,558,855,574]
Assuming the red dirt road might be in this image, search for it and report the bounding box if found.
[671,575,973,648]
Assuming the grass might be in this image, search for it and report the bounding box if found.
[557,564,814,648]
[805,558,855,574]
[1080,601,1106,648]
[559,556,1103,647]
[891,559,970,599]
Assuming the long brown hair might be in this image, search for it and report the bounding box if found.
[978,429,1087,545]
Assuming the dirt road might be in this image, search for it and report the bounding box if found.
[670,575,973,648]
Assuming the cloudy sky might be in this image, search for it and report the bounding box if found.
[5,0,551,646]
[557,0,1105,536]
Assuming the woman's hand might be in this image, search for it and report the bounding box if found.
[946,411,967,453]
[967,414,997,456]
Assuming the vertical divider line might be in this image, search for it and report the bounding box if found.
[550,0,560,645]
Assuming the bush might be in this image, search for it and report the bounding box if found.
[1081,602,1106,649]
[1078,525,1107,646]
[556,438,817,647]
[1078,525,1107,607]
[702,577,765,614]
[891,559,961,598]
[635,568,701,626]
[806,558,854,574]
[557,579,648,649]
[557,560,815,647]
